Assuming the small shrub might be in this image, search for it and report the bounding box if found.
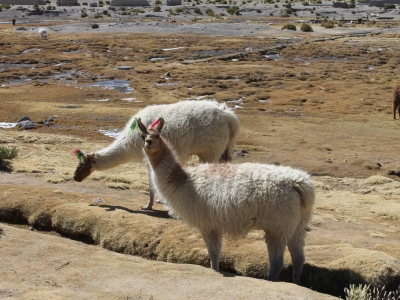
[226,5,239,14]
[300,23,313,32]
[384,3,395,9]
[0,146,18,162]
[103,9,108,14]
[321,20,335,28]
[82,2,88,4]
[91,23,99,29]
[281,23,296,30]
[81,11,88,17]
[175,7,183,13]
[302,1,309,5]
[153,5,161,12]
[155,0,162,3]
[344,284,400,300]
[256,8,261,12]
[194,7,201,13]
[205,7,214,15]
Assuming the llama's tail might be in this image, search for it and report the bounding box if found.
[219,103,240,162]
[293,176,315,212]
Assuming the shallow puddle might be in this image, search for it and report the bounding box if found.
[89,80,134,93]
[150,57,166,62]
[99,129,120,139]
[22,48,41,54]
[0,63,36,71]
[0,122,17,129]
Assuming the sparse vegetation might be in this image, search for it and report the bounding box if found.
[0,145,17,171]
[0,146,17,162]
[91,23,99,29]
[81,11,88,17]
[281,23,296,30]
[384,3,395,9]
[300,23,313,32]
[344,284,400,300]
[321,20,335,28]
[153,5,161,12]
[205,7,214,15]
[226,5,240,14]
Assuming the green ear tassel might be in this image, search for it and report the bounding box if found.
[130,118,138,132]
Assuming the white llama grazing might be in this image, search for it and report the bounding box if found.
[38,27,47,39]
[138,117,315,284]
[73,100,240,210]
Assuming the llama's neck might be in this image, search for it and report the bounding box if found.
[146,139,188,198]
[93,130,143,171]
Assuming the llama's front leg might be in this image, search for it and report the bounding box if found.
[142,166,155,210]
[201,230,222,271]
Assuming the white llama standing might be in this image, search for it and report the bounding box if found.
[38,27,47,39]
[137,117,315,284]
[73,100,240,210]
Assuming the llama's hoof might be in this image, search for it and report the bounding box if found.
[142,206,153,211]
[155,199,165,204]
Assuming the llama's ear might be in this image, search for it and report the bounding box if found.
[157,117,165,133]
[137,118,147,134]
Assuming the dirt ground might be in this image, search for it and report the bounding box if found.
[1,9,400,299]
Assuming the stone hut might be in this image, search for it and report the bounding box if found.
[56,0,79,5]
[166,0,182,5]
[110,0,150,5]
[1,0,45,4]
[333,1,349,8]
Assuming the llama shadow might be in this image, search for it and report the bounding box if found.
[217,261,393,298]
[281,263,398,298]
[89,204,171,219]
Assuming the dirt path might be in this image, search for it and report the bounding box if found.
[0,224,335,299]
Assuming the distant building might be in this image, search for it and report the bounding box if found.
[1,0,45,4]
[56,0,79,5]
[368,0,400,6]
[110,0,150,5]
[333,2,349,8]
[166,0,182,5]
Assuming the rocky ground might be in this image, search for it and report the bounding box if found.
[1,2,400,299]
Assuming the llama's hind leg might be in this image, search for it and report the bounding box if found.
[397,105,400,120]
[201,230,222,271]
[287,229,306,284]
[265,234,287,281]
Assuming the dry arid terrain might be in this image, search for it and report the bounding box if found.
[1,4,400,299]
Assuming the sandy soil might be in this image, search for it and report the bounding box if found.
[1,3,400,299]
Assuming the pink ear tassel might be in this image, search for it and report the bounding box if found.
[150,118,160,128]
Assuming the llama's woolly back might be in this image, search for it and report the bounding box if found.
[99,100,239,165]
[152,162,315,239]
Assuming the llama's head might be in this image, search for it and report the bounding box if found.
[137,117,165,155]
[72,149,95,182]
